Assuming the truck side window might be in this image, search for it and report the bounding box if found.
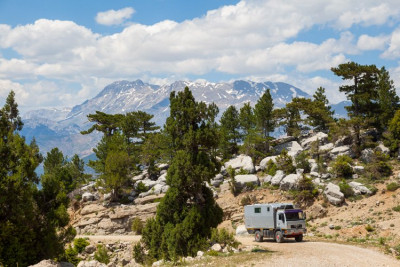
[254,207,261,213]
[279,214,283,221]
[267,207,270,212]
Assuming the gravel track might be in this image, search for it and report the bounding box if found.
[77,235,399,266]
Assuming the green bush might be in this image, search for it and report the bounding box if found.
[209,228,240,249]
[73,238,90,254]
[276,150,296,174]
[136,181,149,194]
[386,182,400,192]
[290,175,318,205]
[131,217,144,235]
[64,245,80,266]
[332,155,353,178]
[133,242,153,265]
[265,159,277,176]
[94,245,110,264]
[240,195,252,206]
[392,205,400,212]
[295,151,311,173]
[365,224,374,232]
[339,180,354,198]
[334,226,342,230]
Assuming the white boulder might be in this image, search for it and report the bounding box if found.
[349,182,372,195]
[361,148,374,163]
[270,170,285,186]
[375,142,390,155]
[235,175,259,188]
[274,141,304,158]
[280,174,301,191]
[324,183,344,206]
[301,132,328,149]
[259,156,278,170]
[82,192,95,202]
[211,243,222,252]
[330,145,353,158]
[235,225,249,235]
[224,155,255,174]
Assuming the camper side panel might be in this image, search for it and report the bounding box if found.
[245,205,274,229]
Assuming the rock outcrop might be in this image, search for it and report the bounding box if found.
[224,155,255,174]
[324,183,344,206]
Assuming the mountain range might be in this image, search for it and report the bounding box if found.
[21,79,347,158]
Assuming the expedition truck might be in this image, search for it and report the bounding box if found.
[244,203,306,243]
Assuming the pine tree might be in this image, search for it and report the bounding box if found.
[219,105,240,158]
[377,67,399,131]
[239,102,256,136]
[141,87,223,261]
[311,87,334,131]
[331,61,380,155]
[254,89,275,153]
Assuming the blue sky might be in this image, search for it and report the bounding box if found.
[1,0,400,111]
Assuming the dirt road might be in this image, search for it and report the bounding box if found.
[77,235,399,266]
[237,236,398,267]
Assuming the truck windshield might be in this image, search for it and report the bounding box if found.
[284,210,304,221]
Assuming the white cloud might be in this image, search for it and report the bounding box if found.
[382,28,400,59]
[357,34,389,50]
[0,0,400,110]
[95,7,135,26]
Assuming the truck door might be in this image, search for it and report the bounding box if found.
[277,213,285,228]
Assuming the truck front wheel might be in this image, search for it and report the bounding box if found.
[255,231,263,242]
[295,234,303,242]
[275,231,284,243]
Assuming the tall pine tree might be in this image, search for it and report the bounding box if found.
[254,89,275,153]
[141,87,223,261]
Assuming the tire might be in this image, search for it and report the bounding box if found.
[295,234,303,242]
[275,231,284,243]
[255,231,263,242]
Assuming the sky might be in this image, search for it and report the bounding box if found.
[1,0,400,112]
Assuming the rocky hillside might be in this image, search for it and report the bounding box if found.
[67,130,400,265]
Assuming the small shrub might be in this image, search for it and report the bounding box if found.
[64,245,80,266]
[386,182,400,192]
[136,181,148,194]
[332,155,353,178]
[236,168,249,175]
[392,205,400,212]
[206,250,220,256]
[295,151,311,173]
[210,228,240,249]
[131,217,144,235]
[339,180,354,198]
[240,195,253,206]
[73,238,90,253]
[334,226,342,230]
[265,159,277,176]
[390,223,395,227]
[276,150,296,174]
[228,166,240,196]
[133,242,150,265]
[365,224,374,232]
[244,182,256,191]
[94,245,110,264]
[290,175,318,205]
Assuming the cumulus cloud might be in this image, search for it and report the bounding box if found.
[357,34,389,50]
[95,7,135,26]
[0,0,400,109]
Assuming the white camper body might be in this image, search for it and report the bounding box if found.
[244,203,306,243]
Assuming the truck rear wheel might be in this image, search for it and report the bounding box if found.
[295,234,303,242]
[275,231,284,243]
[255,231,263,242]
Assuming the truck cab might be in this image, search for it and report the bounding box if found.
[244,203,307,243]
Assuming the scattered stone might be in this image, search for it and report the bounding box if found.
[352,174,359,179]
[361,148,374,163]
[349,182,372,195]
[375,142,390,155]
[329,224,335,230]
[224,155,255,174]
[310,172,320,178]
[334,136,352,147]
[270,170,285,186]
[300,132,328,150]
[259,156,278,170]
[211,174,224,187]
[197,251,204,257]
[82,192,96,202]
[353,166,365,173]
[29,260,62,267]
[85,245,96,254]
[324,183,344,206]
[330,145,353,159]
[320,143,334,152]
[134,194,165,205]
[279,174,301,191]
[152,260,164,266]
[235,175,259,188]
[235,225,249,236]
[321,173,331,180]
[103,193,112,201]
[274,141,303,158]
[262,175,273,184]
[77,261,107,267]
[211,243,222,252]
[310,162,319,173]
[307,204,327,219]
